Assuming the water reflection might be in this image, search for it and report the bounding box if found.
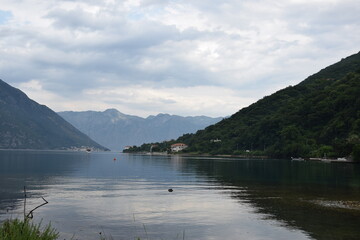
[0,150,90,213]
[1,151,359,239]
[175,156,360,240]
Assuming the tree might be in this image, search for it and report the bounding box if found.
[352,144,360,161]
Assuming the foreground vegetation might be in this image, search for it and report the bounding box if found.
[0,219,59,240]
[125,52,360,160]
[0,218,175,240]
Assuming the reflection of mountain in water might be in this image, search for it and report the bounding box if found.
[174,157,360,240]
[0,150,90,216]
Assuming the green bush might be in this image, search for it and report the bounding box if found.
[0,219,59,240]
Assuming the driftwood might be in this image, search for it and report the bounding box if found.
[23,186,49,221]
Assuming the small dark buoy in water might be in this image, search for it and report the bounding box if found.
[168,188,173,192]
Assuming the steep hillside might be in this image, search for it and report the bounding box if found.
[177,52,360,158]
[0,79,108,150]
[145,52,360,159]
[58,109,222,151]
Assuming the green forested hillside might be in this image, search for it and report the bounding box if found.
[128,52,360,159]
[178,52,360,159]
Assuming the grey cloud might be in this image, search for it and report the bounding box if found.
[6,18,216,90]
[1,0,359,117]
[46,8,106,31]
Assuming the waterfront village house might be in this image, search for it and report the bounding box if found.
[171,143,188,152]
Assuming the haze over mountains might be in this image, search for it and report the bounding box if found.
[58,109,222,151]
[0,79,107,150]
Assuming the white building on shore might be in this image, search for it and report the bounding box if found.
[171,143,188,152]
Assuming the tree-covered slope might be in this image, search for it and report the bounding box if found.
[0,79,108,150]
[176,52,360,159]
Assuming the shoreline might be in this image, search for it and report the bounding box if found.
[125,151,269,159]
[125,152,359,163]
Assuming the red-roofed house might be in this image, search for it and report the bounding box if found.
[171,143,188,152]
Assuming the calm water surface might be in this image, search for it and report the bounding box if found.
[0,150,359,240]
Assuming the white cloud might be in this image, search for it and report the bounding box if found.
[1,0,359,117]
[16,79,64,106]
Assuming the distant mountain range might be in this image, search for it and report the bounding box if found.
[58,109,222,151]
[0,79,108,150]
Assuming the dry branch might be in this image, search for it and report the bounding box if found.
[23,186,49,220]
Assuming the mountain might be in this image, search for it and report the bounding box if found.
[58,109,222,151]
[0,79,108,150]
[134,52,360,159]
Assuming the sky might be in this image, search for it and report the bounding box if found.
[0,0,359,118]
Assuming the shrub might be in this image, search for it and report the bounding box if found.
[0,219,59,240]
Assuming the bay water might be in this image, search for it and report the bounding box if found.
[0,150,359,239]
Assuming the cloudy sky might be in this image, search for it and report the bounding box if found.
[0,0,359,117]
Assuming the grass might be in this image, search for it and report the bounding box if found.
[0,218,59,240]
[0,218,185,240]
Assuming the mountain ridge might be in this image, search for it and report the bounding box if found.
[0,79,108,150]
[179,51,360,158]
[58,109,223,151]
